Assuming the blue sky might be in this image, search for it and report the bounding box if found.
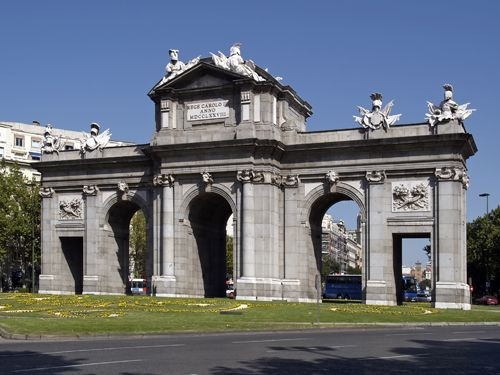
[1,1,498,264]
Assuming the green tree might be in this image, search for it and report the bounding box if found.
[129,210,146,278]
[321,255,341,281]
[226,235,233,278]
[346,265,362,275]
[467,206,500,296]
[423,244,431,263]
[0,160,40,291]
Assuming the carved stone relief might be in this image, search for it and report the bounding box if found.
[39,187,55,198]
[282,174,300,188]
[426,84,475,127]
[83,185,99,196]
[153,173,175,187]
[435,167,469,189]
[392,181,430,212]
[366,170,386,184]
[59,198,83,220]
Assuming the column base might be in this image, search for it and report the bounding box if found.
[152,275,177,296]
[235,277,315,302]
[433,282,471,310]
[82,275,99,294]
[365,280,397,306]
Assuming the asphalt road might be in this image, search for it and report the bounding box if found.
[1,325,500,374]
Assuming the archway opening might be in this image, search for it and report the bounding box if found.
[188,192,233,298]
[309,192,363,301]
[107,199,149,294]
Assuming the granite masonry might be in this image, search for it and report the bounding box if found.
[35,46,477,309]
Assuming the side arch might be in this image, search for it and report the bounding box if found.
[179,183,237,221]
[301,181,366,226]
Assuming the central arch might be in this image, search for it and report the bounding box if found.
[186,190,234,297]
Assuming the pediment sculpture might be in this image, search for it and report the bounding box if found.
[211,43,265,82]
[426,84,475,127]
[157,49,200,86]
[354,93,401,130]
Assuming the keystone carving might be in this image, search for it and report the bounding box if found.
[201,172,213,185]
[82,185,99,196]
[117,181,129,193]
[39,187,55,198]
[59,198,83,219]
[325,170,339,185]
[153,173,175,187]
[366,170,386,184]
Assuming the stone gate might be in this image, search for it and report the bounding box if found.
[36,45,477,309]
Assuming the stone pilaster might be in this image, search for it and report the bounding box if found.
[82,185,100,294]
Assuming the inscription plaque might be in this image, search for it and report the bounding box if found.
[186,100,229,121]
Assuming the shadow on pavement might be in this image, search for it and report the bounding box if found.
[0,350,85,374]
[209,337,500,374]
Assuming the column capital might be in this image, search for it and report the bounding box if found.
[153,173,175,187]
[365,170,386,184]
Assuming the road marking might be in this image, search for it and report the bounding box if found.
[386,333,433,336]
[10,359,143,373]
[233,338,311,344]
[375,354,414,360]
[266,344,356,353]
[452,331,485,334]
[0,344,185,357]
[443,338,478,342]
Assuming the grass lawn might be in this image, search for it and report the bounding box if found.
[0,293,499,337]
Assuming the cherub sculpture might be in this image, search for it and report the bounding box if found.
[354,93,401,130]
[80,122,111,155]
[211,43,265,82]
[41,124,63,154]
[425,84,475,127]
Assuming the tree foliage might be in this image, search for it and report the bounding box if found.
[467,206,500,296]
[321,255,341,281]
[226,235,233,278]
[129,210,146,278]
[346,265,362,275]
[0,160,40,291]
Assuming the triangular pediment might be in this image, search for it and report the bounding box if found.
[150,62,251,95]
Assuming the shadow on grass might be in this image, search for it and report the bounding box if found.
[322,299,362,304]
[209,337,500,374]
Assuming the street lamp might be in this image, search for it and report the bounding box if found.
[479,193,490,215]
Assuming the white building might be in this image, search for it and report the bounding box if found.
[322,214,362,272]
[0,121,129,181]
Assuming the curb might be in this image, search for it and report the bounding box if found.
[1,321,499,341]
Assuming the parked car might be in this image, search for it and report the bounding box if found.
[130,278,147,295]
[416,291,432,302]
[475,295,498,305]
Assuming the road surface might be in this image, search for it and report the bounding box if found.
[1,325,499,374]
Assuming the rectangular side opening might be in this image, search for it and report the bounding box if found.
[61,237,84,294]
[393,233,431,305]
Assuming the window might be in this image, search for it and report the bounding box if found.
[31,139,41,148]
[0,147,4,158]
[15,136,24,147]
[65,144,74,150]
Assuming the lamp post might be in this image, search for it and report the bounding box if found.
[479,193,490,215]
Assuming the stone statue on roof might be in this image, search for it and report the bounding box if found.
[354,93,401,130]
[425,84,475,127]
[157,49,200,86]
[80,122,111,155]
[211,43,265,82]
[41,124,63,154]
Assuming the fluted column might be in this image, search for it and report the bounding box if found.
[237,170,255,278]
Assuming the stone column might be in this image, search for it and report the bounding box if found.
[38,187,56,293]
[153,174,176,296]
[364,171,396,306]
[82,185,100,294]
[238,171,255,278]
[434,167,470,309]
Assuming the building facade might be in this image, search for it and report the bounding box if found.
[35,47,476,309]
[0,121,129,180]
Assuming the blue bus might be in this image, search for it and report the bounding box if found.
[402,276,418,302]
[323,274,362,300]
